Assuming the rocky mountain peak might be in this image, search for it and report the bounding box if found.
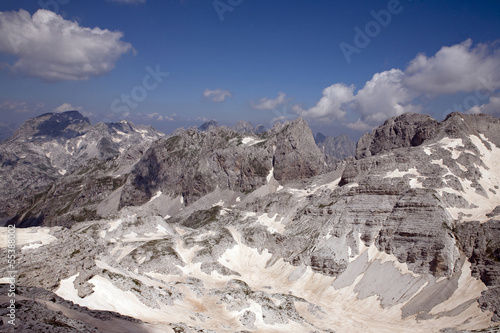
[10,110,91,142]
[315,132,356,160]
[272,117,328,181]
[356,112,439,158]
[198,119,219,131]
[357,112,500,159]
[233,120,254,133]
[2,111,500,331]
[314,132,328,144]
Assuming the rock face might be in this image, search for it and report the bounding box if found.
[1,112,500,332]
[120,117,328,207]
[198,120,219,131]
[0,111,163,226]
[0,285,144,333]
[233,121,255,133]
[455,219,500,321]
[272,118,328,181]
[356,112,500,158]
[9,111,91,142]
[315,132,356,160]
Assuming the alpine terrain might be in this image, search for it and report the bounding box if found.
[1,110,500,333]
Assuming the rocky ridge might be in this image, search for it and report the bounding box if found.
[0,112,499,332]
[0,111,164,226]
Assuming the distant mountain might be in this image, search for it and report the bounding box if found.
[0,110,164,227]
[9,111,91,142]
[120,117,329,207]
[1,111,500,332]
[315,132,356,160]
[232,121,267,134]
[233,120,254,133]
[198,119,218,131]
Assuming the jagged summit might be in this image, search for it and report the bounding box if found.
[233,120,254,133]
[198,119,218,131]
[1,111,500,331]
[120,116,329,208]
[356,112,500,158]
[9,110,91,142]
[315,132,356,160]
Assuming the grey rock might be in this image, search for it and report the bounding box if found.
[0,111,163,227]
[120,117,328,207]
[198,120,218,132]
[315,132,356,160]
[233,121,254,134]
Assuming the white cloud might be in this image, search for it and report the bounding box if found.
[203,88,232,102]
[194,116,209,122]
[146,113,178,121]
[466,94,500,117]
[404,39,500,95]
[349,69,421,129]
[0,99,45,113]
[251,92,287,110]
[294,84,354,121]
[54,103,82,113]
[0,9,134,82]
[294,69,420,130]
[0,100,27,111]
[290,40,500,131]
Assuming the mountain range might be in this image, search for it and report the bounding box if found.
[0,111,499,332]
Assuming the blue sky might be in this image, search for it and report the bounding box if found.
[0,0,499,138]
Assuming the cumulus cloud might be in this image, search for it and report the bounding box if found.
[404,39,500,96]
[294,84,354,121]
[54,103,82,113]
[292,39,500,131]
[0,9,134,82]
[203,88,232,102]
[295,69,420,130]
[348,69,422,129]
[251,92,287,110]
[146,112,178,121]
[466,93,500,117]
[0,99,45,113]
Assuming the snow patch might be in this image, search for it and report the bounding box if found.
[0,227,57,249]
[148,191,162,203]
[255,213,285,234]
[212,200,224,207]
[108,219,123,232]
[241,137,265,146]
[435,138,464,159]
[156,224,169,234]
[266,167,274,183]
